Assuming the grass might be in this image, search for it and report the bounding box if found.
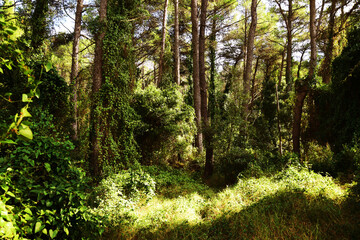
[96,166,360,240]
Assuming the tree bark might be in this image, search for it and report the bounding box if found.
[243,0,257,112]
[70,0,83,142]
[292,0,316,155]
[285,0,293,89]
[158,0,169,86]
[249,56,259,112]
[321,0,336,84]
[30,0,48,49]
[191,0,203,152]
[173,0,180,85]
[199,0,213,178]
[276,49,286,156]
[90,0,107,177]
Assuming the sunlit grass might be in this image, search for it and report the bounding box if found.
[98,166,358,240]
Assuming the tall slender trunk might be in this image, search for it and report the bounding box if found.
[286,0,293,89]
[309,0,317,80]
[70,0,83,142]
[158,0,169,86]
[321,0,336,84]
[249,56,259,112]
[90,0,107,177]
[243,0,257,112]
[207,16,217,168]
[297,47,306,79]
[199,0,212,177]
[277,49,285,156]
[292,0,316,155]
[191,0,203,152]
[173,0,180,85]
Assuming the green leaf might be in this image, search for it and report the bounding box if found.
[49,229,58,239]
[64,226,69,236]
[24,208,32,215]
[45,62,52,72]
[21,107,32,117]
[42,228,48,235]
[35,88,40,98]
[0,139,17,145]
[22,94,32,102]
[6,191,15,198]
[18,124,33,140]
[45,163,51,172]
[46,200,53,207]
[34,222,42,233]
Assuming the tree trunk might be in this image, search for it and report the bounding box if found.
[206,17,217,178]
[292,0,316,155]
[191,0,203,152]
[173,0,180,85]
[309,0,317,80]
[90,0,107,177]
[321,0,336,84]
[297,47,306,79]
[199,0,212,178]
[70,0,83,142]
[158,0,169,86]
[277,49,286,156]
[249,56,259,112]
[243,0,257,112]
[292,85,307,155]
[285,0,293,89]
[30,0,48,49]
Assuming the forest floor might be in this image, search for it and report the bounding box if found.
[100,166,360,240]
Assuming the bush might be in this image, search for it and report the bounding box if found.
[91,168,156,226]
[305,141,335,175]
[0,113,103,239]
[133,84,196,164]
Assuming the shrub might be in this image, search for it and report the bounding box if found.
[0,113,103,239]
[133,84,196,164]
[91,168,156,226]
[305,141,335,175]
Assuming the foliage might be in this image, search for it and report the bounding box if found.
[31,64,72,137]
[100,164,358,240]
[91,168,156,227]
[305,141,335,175]
[133,84,196,164]
[316,25,360,152]
[0,113,103,239]
[91,0,145,172]
[0,11,44,144]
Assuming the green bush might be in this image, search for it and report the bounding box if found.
[0,113,103,239]
[305,141,335,175]
[92,168,156,226]
[133,84,196,164]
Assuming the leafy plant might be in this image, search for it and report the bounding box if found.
[0,113,103,239]
[133,84,196,164]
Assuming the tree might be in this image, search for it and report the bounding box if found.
[70,0,84,141]
[158,0,169,86]
[292,0,316,155]
[173,0,180,85]
[90,0,107,177]
[191,0,203,152]
[243,0,257,113]
[30,0,49,49]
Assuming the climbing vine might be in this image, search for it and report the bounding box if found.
[93,0,144,171]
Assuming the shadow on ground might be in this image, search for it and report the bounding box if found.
[105,190,360,240]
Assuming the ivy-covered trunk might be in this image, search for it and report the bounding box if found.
[90,0,107,177]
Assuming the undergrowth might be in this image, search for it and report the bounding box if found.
[95,165,360,240]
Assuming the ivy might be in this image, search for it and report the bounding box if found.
[92,0,144,172]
